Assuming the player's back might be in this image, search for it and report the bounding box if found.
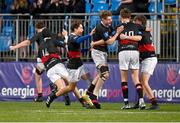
[118,22,143,51]
[121,22,142,36]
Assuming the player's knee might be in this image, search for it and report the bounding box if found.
[69,84,76,91]
[99,66,109,81]
[35,68,43,75]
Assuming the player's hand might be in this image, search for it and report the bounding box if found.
[90,27,96,36]
[62,29,68,37]
[90,41,95,48]
[116,26,124,34]
[146,27,152,32]
[9,46,16,51]
[120,34,128,40]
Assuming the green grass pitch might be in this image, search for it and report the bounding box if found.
[0,101,180,122]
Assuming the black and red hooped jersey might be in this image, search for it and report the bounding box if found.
[38,37,65,71]
[117,22,144,51]
[66,33,83,69]
[138,31,156,60]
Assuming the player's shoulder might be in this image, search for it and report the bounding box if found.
[95,23,103,30]
[69,33,79,41]
[127,22,137,26]
[42,28,52,36]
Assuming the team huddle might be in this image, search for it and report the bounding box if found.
[9,8,159,110]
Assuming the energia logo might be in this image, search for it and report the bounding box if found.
[1,85,35,99]
[153,86,180,101]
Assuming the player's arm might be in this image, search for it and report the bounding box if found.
[91,39,105,48]
[136,24,151,32]
[76,34,91,44]
[120,34,142,41]
[54,38,66,48]
[10,39,31,50]
[91,26,123,47]
[10,33,39,51]
[103,26,124,45]
[76,28,95,44]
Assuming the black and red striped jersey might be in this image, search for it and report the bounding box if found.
[38,37,65,71]
[138,31,156,60]
[67,33,83,69]
[117,22,144,51]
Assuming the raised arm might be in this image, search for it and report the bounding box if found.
[76,28,95,44]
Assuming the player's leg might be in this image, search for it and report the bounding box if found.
[33,67,43,102]
[91,65,109,109]
[89,49,108,109]
[46,78,69,108]
[94,65,109,96]
[45,63,71,108]
[130,51,145,109]
[62,79,71,106]
[72,87,88,107]
[118,51,132,109]
[120,70,131,109]
[86,75,99,96]
[140,57,159,110]
[131,69,145,109]
[81,73,95,107]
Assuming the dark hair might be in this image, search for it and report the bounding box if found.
[35,21,44,29]
[134,15,147,26]
[120,8,131,19]
[100,10,112,19]
[71,22,82,32]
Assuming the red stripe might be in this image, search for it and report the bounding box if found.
[139,44,155,52]
[122,86,128,90]
[120,39,138,45]
[41,53,60,64]
[92,99,98,103]
[68,51,81,58]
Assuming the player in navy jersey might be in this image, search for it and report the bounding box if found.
[134,15,159,110]
[46,22,95,108]
[9,21,71,105]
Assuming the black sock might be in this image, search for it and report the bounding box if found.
[51,92,57,99]
[87,84,95,93]
[87,93,97,101]
[79,98,84,103]
[121,82,128,104]
[49,83,57,93]
[150,98,157,105]
[38,93,42,97]
[136,84,143,98]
